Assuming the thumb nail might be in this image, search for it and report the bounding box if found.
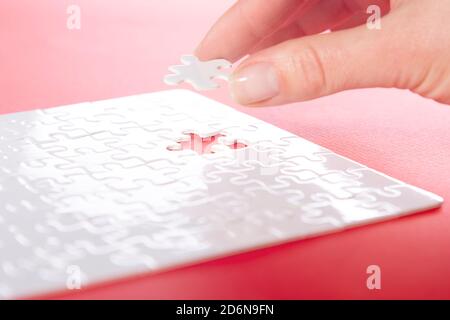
[230,62,280,105]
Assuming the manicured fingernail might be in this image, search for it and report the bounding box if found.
[230,62,280,105]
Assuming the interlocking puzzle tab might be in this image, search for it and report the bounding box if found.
[164,55,232,91]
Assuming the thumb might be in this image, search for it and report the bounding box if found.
[229,11,411,106]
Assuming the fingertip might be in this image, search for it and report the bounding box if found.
[193,43,208,61]
[194,34,232,62]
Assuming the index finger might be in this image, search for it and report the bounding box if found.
[195,0,313,62]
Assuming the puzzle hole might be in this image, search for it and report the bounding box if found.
[228,141,247,150]
[167,133,247,155]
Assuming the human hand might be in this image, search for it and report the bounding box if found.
[196,0,450,106]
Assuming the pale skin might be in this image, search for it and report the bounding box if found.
[195,0,450,106]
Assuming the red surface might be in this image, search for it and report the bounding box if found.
[1,0,450,299]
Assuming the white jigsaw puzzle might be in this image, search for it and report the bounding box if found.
[0,89,443,299]
[164,55,232,90]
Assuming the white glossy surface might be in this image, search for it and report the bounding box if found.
[0,89,443,299]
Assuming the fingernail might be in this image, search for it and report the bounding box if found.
[230,62,280,105]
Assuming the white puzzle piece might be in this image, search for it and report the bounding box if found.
[0,90,443,299]
[164,55,231,90]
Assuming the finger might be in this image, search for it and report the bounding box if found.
[229,11,411,106]
[331,11,369,32]
[251,0,357,54]
[195,0,312,62]
[251,0,390,54]
[332,0,391,31]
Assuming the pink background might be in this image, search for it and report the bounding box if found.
[1,0,450,299]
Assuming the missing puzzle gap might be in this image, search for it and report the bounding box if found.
[167,132,247,155]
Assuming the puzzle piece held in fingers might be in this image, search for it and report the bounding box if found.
[164,55,232,91]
